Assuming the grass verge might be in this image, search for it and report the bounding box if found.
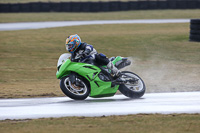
[0,114,200,133]
[0,10,200,23]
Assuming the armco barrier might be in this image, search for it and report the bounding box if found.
[190,19,200,42]
[0,0,200,13]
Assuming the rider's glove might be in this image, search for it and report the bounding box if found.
[82,49,91,57]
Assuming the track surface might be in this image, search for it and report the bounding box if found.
[0,92,199,120]
[0,19,189,31]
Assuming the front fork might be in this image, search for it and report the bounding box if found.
[69,72,84,87]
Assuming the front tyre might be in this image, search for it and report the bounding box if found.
[60,76,90,100]
[118,71,146,98]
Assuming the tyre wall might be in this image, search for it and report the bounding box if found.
[0,0,200,12]
[190,19,200,42]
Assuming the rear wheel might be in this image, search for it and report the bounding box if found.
[118,71,146,98]
[60,76,90,100]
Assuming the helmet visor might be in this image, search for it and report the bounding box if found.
[67,44,73,49]
[66,43,74,51]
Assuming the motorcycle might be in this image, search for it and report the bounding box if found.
[56,53,146,100]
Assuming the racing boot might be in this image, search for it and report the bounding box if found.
[107,61,121,77]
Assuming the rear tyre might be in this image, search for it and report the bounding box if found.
[118,71,146,98]
[60,76,90,100]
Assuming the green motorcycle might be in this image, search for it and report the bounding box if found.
[56,54,146,100]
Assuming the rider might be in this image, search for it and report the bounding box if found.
[65,34,120,77]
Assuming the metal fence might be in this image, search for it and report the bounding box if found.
[0,0,200,12]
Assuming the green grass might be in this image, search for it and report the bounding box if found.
[0,114,200,133]
[0,22,200,98]
[0,10,200,23]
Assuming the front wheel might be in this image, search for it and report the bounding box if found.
[60,76,90,100]
[118,71,146,98]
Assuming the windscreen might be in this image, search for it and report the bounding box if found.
[57,53,71,67]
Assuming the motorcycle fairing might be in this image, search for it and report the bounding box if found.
[56,59,119,97]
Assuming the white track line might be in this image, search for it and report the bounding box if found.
[0,19,190,31]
